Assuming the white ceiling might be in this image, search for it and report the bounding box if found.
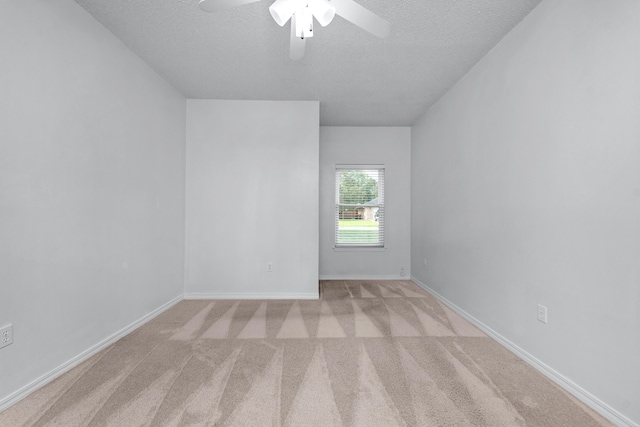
[73,0,542,126]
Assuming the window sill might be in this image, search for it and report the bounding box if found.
[333,247,386,252]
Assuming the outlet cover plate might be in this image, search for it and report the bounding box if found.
[537,304,548,324]
[0,324,13,349]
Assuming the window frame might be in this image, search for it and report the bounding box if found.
[334,165,385,250]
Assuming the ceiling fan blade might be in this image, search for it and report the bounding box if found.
[198,0,261,13]
[290,15,306,60]
[330,0,390,38]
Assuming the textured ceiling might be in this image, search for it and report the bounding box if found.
[73,0,542,126]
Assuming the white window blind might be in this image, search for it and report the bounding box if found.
[335,166,385,248]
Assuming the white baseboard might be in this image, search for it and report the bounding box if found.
[184,292,319,300]
[0,294,184,412]
[319,275,408,281]
[410,276,638,427]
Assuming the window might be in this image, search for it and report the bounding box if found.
[335,165,384,248]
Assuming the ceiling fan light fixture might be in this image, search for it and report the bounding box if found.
[309,0,335,27]
[269,0,296,26]
[294,6,314,38]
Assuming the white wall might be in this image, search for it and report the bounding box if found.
[320,127,411,279]
[411,0,640,424]
[0,0,186,407]
[185,100,319,298]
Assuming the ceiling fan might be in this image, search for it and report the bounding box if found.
[198,0,390,60]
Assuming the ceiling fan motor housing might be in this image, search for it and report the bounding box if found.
[270,0,335,28]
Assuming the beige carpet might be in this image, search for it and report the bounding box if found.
[1,280,611,426]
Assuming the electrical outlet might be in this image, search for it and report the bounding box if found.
[423,257,427,266]
[537,304,548,324]
[399,265,405,276]
[267,263,273,272]
[0,324,13,350]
